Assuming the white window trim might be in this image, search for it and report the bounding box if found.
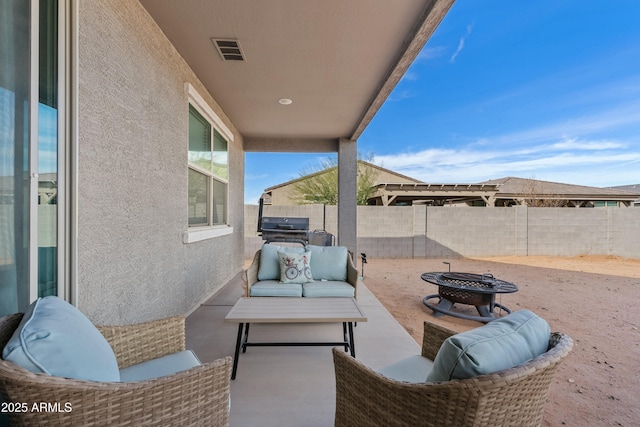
[184,82,233,243]
[185,82,234,142]
[183,225,233,244]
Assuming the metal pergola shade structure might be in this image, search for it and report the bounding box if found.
[369,183,502,206]
[367,178,640,207]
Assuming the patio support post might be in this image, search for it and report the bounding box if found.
[337,138,357,257]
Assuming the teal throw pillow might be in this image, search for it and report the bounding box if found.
[2,296,120,382]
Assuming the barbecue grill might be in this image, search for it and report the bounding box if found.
[260,216,310,245]
[257,198,333,246]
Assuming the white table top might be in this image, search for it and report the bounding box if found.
[224,297,367,323]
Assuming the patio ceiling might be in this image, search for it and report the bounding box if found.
[139,0,455,151]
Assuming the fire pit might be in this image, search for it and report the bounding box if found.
[421,272,518,323]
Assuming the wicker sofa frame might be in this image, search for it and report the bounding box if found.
[333,321,573,427]
[0,313,232,427]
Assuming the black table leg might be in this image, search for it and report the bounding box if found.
[342,322,348,352]
[231,323,244,380]
[347,322,356,357]
[242,323,251,353]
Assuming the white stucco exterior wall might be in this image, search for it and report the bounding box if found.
[76,0,244,324]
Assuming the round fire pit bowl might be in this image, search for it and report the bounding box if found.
[421,272,518,323]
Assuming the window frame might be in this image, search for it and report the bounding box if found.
[184,83,234,243]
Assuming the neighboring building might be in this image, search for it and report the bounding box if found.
[480,177,640,208]
[262,161,423,205]
[1,0,454,322]
[610,184,640,207]
[368,176,639,207]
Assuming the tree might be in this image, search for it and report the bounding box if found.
[290,154,379,205]
[518,177,568,207]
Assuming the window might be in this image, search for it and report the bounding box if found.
[183,83,234,243]
[594,201,618,207]
[188,105,229,227]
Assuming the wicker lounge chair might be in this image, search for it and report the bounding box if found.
[0,313,232,427]
[333,320,573,427]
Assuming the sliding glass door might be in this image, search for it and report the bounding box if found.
[0,0,66,316]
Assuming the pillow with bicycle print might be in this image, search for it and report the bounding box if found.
[277,250,314,284]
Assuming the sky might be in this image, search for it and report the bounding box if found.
[245,0,640,204]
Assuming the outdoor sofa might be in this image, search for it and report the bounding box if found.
[243,243,358,298]
[333,310,573,426]
[0,296,231,426]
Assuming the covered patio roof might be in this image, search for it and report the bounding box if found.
[139,0,456,151]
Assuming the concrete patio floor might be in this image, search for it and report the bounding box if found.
[186,273,420,427]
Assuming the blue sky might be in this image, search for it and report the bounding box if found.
[245,0,640,204]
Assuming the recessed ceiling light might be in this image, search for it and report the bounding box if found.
[278,98,293,105]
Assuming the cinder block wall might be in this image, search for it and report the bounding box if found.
[245,205,640,259]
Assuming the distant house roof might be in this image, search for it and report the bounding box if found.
[262,161,424,204]
[610,184,640,206]
[370,176,640,207]
[263,161,422,193]
[480,177,640,198]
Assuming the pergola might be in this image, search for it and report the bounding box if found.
[369,183,501,206]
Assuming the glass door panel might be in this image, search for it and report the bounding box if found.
[37,0,58,297]
[0,0,32,316]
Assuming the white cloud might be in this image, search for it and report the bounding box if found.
[373,135,640,187]
[417,46,448,61]
[450,24,474,63]
[550,137,625,151]
[388,90,416,102]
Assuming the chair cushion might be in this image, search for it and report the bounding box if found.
[278,250,313,284]
[2,296,120,382]
[376,355,435,383]
[250,281,303,297]
[302,281,355,297]
[257,244,306,281]
[119,350,201,382]
[307,245,348,281]
[426,310,550,382]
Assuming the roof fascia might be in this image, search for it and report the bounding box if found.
[244,137,339,153]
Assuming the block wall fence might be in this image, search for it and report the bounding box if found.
[244,205,640,260]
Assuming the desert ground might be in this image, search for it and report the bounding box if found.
[363,255,640,427]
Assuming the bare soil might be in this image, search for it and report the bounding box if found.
[362,255,640,427]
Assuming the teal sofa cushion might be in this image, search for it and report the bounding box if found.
[257,244,306,281]
[426,310,550,382]
[2,296,120,382]
[119,350,201,382]
[307,245,348,281]
[302,281,355,297]
[250,281,303,297]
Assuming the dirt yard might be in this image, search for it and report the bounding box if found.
[362,255,640,427]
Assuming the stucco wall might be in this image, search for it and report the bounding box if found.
[245,205,640,260]
[78,0,244,324]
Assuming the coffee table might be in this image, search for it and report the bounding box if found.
[224,297,367,380]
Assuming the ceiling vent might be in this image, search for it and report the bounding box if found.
[211,38,245,61]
